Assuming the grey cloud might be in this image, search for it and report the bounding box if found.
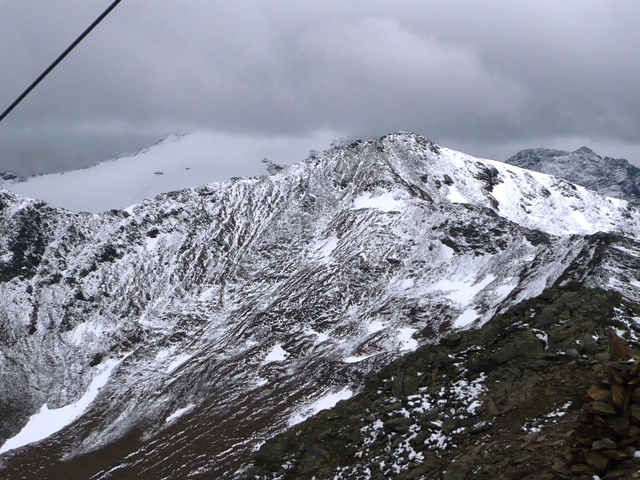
[1,0,639,176]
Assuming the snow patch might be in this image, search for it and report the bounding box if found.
[198,287,215,302]
[155,349,171,361]
[304,329,329,344]
[0,357,122,454]
[166,354,193,373]
[368,320,386,334]
[263,344,289,363]
[352,191,404,212]
[343,354,374,364]
[546,401,572,418]
[441,243,455,260]
[398,327,418,351]
[68,321,105,345]
[494,280,516,298]
[432,275,495,305]
[455,308,479,328]
[446,186,468,204]
[572,210,592,230]
[166,404,195,424]
[288,388,353,426]
[254,377,269,388]
[314,331,329,343]
[318,236,339,260]
[145,235,160,251]
[532,328,549,350]
[399,278,414,290]
[451,374,487,409]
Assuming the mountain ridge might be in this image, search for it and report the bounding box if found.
[1,132,640,478]
[505,146,640,203]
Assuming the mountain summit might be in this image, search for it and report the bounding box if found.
[505,146,640,202]
[1,133,640,479]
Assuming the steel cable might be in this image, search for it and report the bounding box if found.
[0,0,123,125]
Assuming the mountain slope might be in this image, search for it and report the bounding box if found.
[1,133,640,478]
[505,147,640,202]
[248,284,640,479]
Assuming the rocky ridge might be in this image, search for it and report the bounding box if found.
[1,133,640,478]
[505,147,640,203]
[248,284,640,479]
[0,171,24,186]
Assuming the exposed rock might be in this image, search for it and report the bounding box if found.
[591,438,618,451]
[586,386,611,403]
[0,171,25,185]
[604,416,629,437]
[248,285,640,479]
[609,328,631,361]
[610,384,627,411]
[551,331,640,478]
[583,401,617,416]
[584,451,609,472]
[630,404,640,424]
[383,417,412,434]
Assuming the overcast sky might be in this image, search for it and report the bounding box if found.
[1,0,639,177]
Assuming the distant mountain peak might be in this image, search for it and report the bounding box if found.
[505,146,640,202]
[0,171,25,185]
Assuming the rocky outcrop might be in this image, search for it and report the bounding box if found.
[553,330,640,479]
[0,171,25,185]
[248,284,640,479]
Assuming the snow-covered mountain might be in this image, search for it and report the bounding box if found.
[1,133,640,479]
[505,146,640,202]
[1,131,313,213]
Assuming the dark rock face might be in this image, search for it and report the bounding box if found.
[248,285,640,479]
[0,200,53,282]
[504,147,640,202]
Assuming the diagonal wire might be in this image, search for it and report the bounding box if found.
[0,0,123,125]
